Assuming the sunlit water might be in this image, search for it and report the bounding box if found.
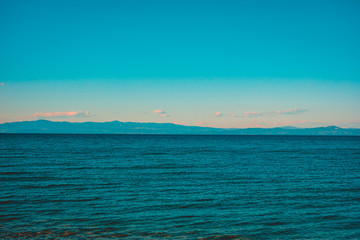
[1,134,359,239]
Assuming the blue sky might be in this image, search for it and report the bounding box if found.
[1,0,360,128]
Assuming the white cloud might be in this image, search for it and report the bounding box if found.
[153,109,169,117]
[215,112,223,117]
[275,108,307,115]
[153,109,164,114]
[230,111,263,118]
[31,111,94,118]
[230,108,307,118]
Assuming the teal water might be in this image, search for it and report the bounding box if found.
[0,134,359,239]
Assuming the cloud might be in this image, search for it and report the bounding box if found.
[244,112,263,117]
[153,109,164,114]
[231,111,263,118]
[275,108,307,115]
[153,109,169,117]
[31,111,94,118]
[230,108,307,118]
[215,112,223,117]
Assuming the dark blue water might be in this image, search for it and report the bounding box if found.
[0,134,359,239]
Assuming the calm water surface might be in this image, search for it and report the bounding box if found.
[0,134,359,239]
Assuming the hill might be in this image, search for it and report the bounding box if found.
[0,120,359,135]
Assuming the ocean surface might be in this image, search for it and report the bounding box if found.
[0,134,359,239]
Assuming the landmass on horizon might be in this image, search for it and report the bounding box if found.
[0,120,359,135]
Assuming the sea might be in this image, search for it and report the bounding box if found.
[0,134,359,239]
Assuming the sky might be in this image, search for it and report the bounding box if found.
[1,0,360,128]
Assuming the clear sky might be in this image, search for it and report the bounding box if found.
[1,0,360,128]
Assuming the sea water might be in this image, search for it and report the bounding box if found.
[0,134,359,239]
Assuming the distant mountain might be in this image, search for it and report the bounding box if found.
[0,120,359,135]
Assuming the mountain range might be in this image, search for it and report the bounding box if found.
[0,120,359,135]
